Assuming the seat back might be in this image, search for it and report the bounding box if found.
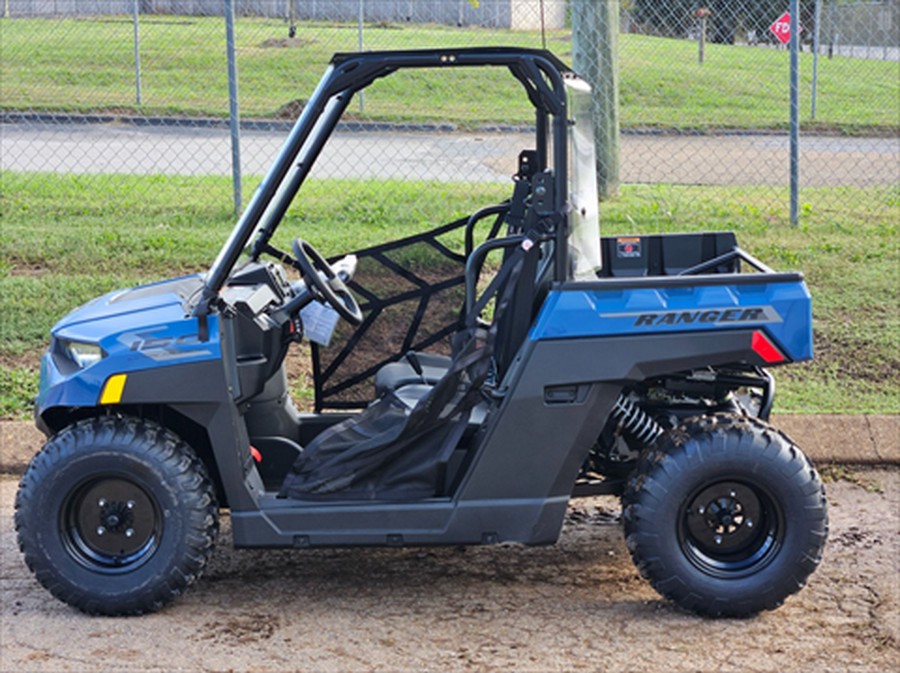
[492,242,541,381]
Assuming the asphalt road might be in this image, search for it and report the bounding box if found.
[2,122,897,187]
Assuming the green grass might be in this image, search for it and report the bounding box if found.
[1,17,896,131]
[1,172,897,418]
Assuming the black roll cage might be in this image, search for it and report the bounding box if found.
[194,47,577,317]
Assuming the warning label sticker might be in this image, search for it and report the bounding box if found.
[616,237,642,259]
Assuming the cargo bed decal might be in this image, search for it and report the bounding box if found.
[606,306,782,328]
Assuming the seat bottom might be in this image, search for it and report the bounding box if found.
[393,383,488,429]
[374,352,452,397]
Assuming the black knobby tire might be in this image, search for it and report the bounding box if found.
[15,416,219,616]
[622,413,828,618]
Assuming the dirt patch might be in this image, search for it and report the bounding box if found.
[260,37,316,49]
[0,350,42,371]
[274,98,307,119]
[284,343,316,412]
[3,261,51,278]
[1,469,898,672]
[811,330,900,385]
[199,612,281,645]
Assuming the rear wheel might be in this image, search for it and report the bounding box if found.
[15,416,218,615]
[623,414,827,617]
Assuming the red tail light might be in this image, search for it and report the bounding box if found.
[751,331,786,364]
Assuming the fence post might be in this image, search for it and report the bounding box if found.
[811,0,821,120]
[358,0,365,115]
[289,0,297,38]
[571,0,620,199]
[790,0,800,226]
[697,8,710,65]
[132,0,142,106]
[225,0,243,216]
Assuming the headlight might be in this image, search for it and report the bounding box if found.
[65,341,105,369]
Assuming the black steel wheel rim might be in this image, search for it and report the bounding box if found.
[679,479,783,578]
[61,475,162,573]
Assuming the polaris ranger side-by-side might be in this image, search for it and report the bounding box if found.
[16,48,827,617]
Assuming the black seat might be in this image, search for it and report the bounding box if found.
[374,352,452,397]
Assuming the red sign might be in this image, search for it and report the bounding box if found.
[769,12,802,45]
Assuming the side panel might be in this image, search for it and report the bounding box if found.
[230,328,773,548]
[452,328,781,542]
[530,277,813,362]
[231,498,569,548]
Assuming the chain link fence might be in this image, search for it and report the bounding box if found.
[1,0,897,231]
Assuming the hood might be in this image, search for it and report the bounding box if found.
[52,275,205,343]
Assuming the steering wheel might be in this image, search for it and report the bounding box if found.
[291,239,363,325]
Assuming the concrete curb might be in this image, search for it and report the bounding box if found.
[8,112,890,138]
[0,112,459,134]
[771,414,899,465]
[1,415,896,476]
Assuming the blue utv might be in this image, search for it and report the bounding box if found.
[16,48,827,617]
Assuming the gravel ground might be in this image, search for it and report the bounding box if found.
[1,468,898,673]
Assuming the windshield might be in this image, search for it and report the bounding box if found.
[566,77,602,280]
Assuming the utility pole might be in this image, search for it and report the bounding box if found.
[571,0,620,199]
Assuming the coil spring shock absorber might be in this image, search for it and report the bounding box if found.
[612,395,664,446]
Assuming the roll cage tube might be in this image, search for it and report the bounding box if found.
[194,48,575,318]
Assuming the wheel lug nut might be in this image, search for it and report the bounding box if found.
[698,506,705,515]
[96,526,106,536]
[98,498,107,507]
[714,534,723,545]
[746,519,754,529]
[125,528,135,538]
[729,491,736,498]
[127,500,135,509]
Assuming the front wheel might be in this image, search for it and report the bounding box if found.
[622,414,828,618]
[15,416,218,615]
